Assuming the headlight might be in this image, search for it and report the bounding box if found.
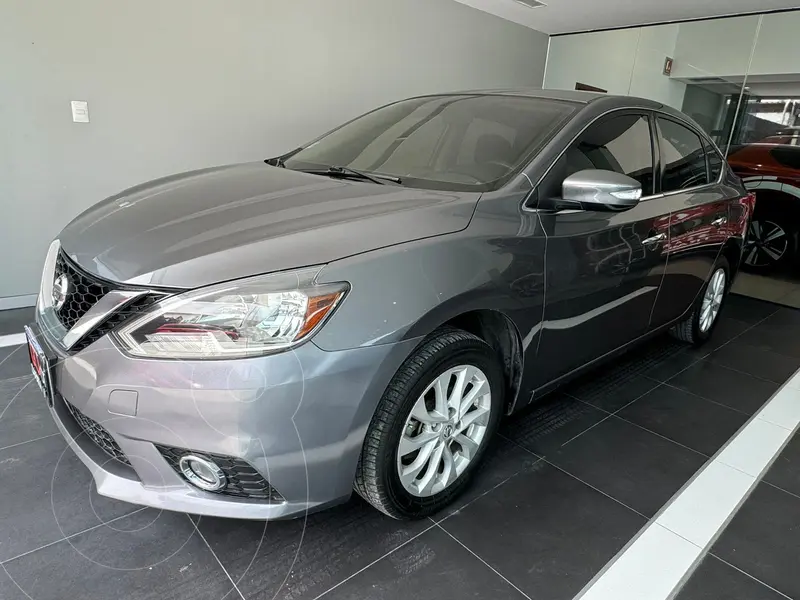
[114,268,347,359]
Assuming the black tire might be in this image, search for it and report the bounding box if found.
[670,256,730,346]
[354,327,504,519]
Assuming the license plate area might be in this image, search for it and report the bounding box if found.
[24,325,54,407]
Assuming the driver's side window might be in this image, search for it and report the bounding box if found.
[539,113,655,201]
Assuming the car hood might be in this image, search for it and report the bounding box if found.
[59,163,479,288]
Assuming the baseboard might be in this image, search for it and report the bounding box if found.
[0,294,37,310]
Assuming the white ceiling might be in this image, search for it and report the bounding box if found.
[452,0,800,34]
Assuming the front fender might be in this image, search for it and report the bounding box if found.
[312,232,544,353]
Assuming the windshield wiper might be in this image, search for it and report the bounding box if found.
[303,165,401,185]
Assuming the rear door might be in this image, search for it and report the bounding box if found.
[532,111,671,387]
[649,117,733,327]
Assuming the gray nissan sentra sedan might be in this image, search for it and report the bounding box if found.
[27,90,753,520]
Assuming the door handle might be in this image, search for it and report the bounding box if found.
[642,232,667,246]
[712,216,728,228]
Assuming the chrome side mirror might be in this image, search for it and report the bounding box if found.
[562,169,642,211]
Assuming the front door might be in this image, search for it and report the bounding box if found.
[531,112,671,388]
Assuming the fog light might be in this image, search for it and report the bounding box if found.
[178,454,227,491]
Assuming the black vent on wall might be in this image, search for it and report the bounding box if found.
[514,0,547,8]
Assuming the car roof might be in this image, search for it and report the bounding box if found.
[452,87,665,109]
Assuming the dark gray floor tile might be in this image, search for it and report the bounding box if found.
[0,344,32,381]
[440,463,645,599]
[196,441,536,600]
[757,306,800,332]
[708,340,800,384]
[0,308,31,336]
[565,372,660,413]
[668,359,779,414]
[604,335,696,383]
[725,294,780,324]
[712,482,800,599]
[737,324,800,359]
[501,393,606,457]
[676,555,785,600]
[197,496,430,600]
[617,384,748,457]
[0,435,138,562]
[0,376,58,448]
[640,349,702,383]
[549,416,706,517]
[764,433,800,501]
[706,315,751,349]
[322,526,524,600]
[1,510,236,600]
[436,435,542,519]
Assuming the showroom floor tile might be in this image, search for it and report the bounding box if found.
[0,434,140,562]
[709,481,800,599]
[320,525,529,600]
[764,433,800,499]
[0,295,797,600]
[0,511,239,600]
[675,555,787,600]
[0,308,31,337]
[666,359,780,414]
[616,383,749,457]
[708,338,800,384]
[0,344,34,380]
[440,462,646,600]
[547,415,707,517]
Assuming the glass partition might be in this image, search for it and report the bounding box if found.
[543,13,774,155]
[544,9,800,303]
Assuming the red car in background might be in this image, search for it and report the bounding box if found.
[727,143,800,271]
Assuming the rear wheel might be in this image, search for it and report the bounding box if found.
[742,191,799,273]
[670,257,730,346]
[354,327,504,519]
[743,218,793,271]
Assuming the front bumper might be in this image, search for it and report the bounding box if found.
[32,319,418,519]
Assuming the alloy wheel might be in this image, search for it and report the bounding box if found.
[396,365,492,497]
[699,268,726,333]
[744,220,788,268]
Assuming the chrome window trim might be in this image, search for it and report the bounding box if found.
[522,105,725,213]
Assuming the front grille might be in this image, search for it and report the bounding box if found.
[70,292,165,353]
[63,399,132,466]
[54,252,113,330]
[156,445,285,502]
[53,251,171,352]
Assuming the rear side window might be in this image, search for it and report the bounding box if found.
[560,114,655,195]
[705,142,724,181]
[770,146,800,170]
[658,118,709,192]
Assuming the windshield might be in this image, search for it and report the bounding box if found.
[283,95,577,192]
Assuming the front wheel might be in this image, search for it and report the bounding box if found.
[354,327,504,519]
[670,257,730,346]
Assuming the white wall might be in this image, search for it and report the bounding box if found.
[670,14,760,79]
[628,25,686,110]
[545,29,640,95]
[668,12,800,81]
[0,0,549,301]
[544,10,800,112]
[544,25,685,109]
